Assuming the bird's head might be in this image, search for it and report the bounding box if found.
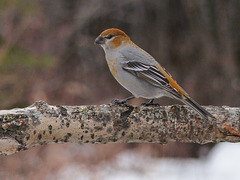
[95,28,130,50]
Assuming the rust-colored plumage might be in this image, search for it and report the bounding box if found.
[101,28,130,49]
[100,28,129,37]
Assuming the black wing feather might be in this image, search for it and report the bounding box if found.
[122,61,181,98]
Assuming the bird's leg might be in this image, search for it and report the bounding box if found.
[149,99,154,104]
[142,99,159,106]
[112,96,135,104]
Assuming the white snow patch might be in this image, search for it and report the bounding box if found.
[51,143,240,180]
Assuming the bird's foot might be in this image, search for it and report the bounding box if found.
[112,99,127,104]
[141,99,159,106]
[112,96,135,105]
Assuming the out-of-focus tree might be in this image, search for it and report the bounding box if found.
[1,0,240,108]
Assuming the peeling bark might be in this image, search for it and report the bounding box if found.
[0,101,239,155]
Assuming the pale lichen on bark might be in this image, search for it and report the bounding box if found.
[0,101,239,156]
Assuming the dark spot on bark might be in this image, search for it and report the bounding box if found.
[160,138,167,144]
[81,135,83,140]
[96,138,102,142]
[85,140,89,143]
[33,130,36,135]
[95,112,111,122]
[150,126,159,133]
[91,134,94,139]
[190,125,193,131]
[63,133,72,142]
[26,134,30,141]
[55,139,58,143]
[120,106,134,121]
[39,141,48,145]
[94,126,103,131]
[38,134,42,140]
[30,113,40,126]
[66,122,70,128]
[52,113,59,118]
[130,133,133,138]
[122,131,125,136]
[64,133,72,142]
[53,136,56,140]
[43,130,46,135]
[113,105,134,131]
[208,125,213,130]
[57,106,68,116]
[107,127,113,133]
[17,145,27,152]
[49,130,52,134]
[85,130,88,133]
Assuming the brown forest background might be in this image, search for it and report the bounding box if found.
[0,0,239,179]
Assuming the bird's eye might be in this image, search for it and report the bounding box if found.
[105,34,114,39]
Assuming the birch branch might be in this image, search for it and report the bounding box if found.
[0,101,239,156]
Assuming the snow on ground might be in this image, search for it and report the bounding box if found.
[49,143,240,180]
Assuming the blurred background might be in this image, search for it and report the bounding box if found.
[0,0,240,179]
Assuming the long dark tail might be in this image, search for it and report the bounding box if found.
[182,97,215,120]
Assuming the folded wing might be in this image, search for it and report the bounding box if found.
[122,61,215,120]
[122,61,182,99]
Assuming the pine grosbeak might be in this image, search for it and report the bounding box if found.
[95,28,214,120]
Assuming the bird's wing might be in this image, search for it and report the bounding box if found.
[122,61,182,99]
[122,61,215,120]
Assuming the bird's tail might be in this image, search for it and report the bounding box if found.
[181,97,215,120]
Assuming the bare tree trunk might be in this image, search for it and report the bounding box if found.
[0,101,238,155]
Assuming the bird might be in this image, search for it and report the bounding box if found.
[95,28,215,120]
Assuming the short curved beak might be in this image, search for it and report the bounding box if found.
[95,36,104,45]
